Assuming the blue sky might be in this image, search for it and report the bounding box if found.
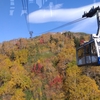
[0,0,100,43]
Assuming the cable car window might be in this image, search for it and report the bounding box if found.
[97,41,100,55]
[78,48,84,58]
[91,42,97,55]
[77,47,85,65]
[91,42,97,63]
[85,44,91,64]
[85,45,90,55]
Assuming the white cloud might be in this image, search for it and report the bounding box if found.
[28,2,100,23]
[28,9,81,23]
[27,2,100,33]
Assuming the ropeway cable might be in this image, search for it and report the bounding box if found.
[21,0,30,32]
[26,0,30,30]
[38,17,87,34]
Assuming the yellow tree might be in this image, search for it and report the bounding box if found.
[0,54,32,100]
[63,63,100,100]
[11,89,25,100]
[14,49,28,65]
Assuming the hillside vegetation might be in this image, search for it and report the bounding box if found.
[0,31,100,100]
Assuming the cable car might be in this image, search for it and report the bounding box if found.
[76,6,100,66]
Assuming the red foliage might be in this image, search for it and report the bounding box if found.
[49,76,62,88]
[80,39,84,45]
[31,63,43,74]
[39,37,44,44]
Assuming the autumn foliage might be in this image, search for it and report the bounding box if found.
[0,31,100,100]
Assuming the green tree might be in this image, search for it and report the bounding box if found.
[73,37,80,48]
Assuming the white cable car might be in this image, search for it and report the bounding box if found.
[76,6,100,66]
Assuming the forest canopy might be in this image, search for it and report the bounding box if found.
[0,32,100,100]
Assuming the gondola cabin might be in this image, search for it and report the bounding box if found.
[76,37,100,66]
[76,6,100,66]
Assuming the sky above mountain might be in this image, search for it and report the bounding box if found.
[0,0,100,42]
